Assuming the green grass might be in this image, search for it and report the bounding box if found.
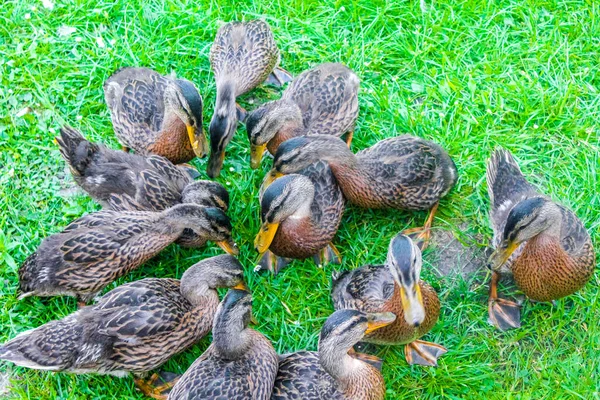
[1,0,599,398]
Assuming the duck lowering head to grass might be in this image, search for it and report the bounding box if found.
[1,255,247,399]
[485,148,595,331]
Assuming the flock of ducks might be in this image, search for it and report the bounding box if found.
[2,20,596,400]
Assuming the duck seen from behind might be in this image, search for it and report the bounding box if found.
[104,67,207,164]
[246,63,359,168]
[272,135,458,249]
[271,309,396,400]
[18,205,238,305]
[331,234,446,366]
[168,289,278,400]
[254,161,344,274]
[56,126,229,213]
[208,20,293,178]
[486,149,595,331]
[1,255,247,400]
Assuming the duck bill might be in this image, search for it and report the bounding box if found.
[399,284,425,327]
[488,241,518,270]
[254,222,280,254]
[232,282,249,292]
[260,169,284,191]
[217,239,239,256]
[250,144,267,169]
[207,150,226,178]
[365,312,396,335]
[187,125,208,158]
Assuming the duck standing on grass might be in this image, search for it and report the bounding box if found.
[104,67,207,164]
[332,233,446,367]
[245,62,359,169]
[207,20,293,178]
[168,289,278,400]
[271,134,458,250]
[486,149,595,331]
[1,255,247,399]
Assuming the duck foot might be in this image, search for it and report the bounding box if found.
[402,202,439,251]
[345,131,354,147]
[313,243,342,266]
[488,271,521,331]
[134,372,179,400]
[348,346,383,371]
[404,340,447,367]
[257,250,291,275]
[121,145,130,153]
[264,67,294,87]
[77,301,87,309]
[236,103,247,122]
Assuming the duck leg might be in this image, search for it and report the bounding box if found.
[402,202,438,251]
[264,67,294,87]
[488,271,521,331]
[313,243,342,266]
[404,340,447,367]
[134,372,179,400]
[257,250,291,275]
[236,103,248,123]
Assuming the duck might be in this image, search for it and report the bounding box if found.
[271,135,457,249]
[104,67,207,164]
[331,233,446,367]
[1,255,247,400]
[271,309,396,400]
[254,161,345,274]
[245,63,359,169]
[207,20,293,178]
[56,126,229,213]
[486,149,595,331]
[18,204,238,305]
[168,289,278,400]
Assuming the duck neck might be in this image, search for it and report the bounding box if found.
[215,81,236,115]
[319,347,369,391]
[180,281,219,308]
[327,157,380,207]
[213,318,251,360]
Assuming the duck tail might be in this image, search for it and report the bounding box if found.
[56,126,99,176]
[17,252,40,298]
[486,148,529,207]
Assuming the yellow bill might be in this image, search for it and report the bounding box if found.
[365,312,396,335]
[254,222,280,254]
[250,144,267,169]
[232,282,249,291]
[217,239,239,256]
[488,241,518,270]
[187,125,208,158]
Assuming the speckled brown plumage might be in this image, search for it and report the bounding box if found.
[57,126,228,213]
[104,67,203,164]
[331,264,440,345]
[487,149,595,301]
[246,63,359,157]
[18,205,234,302]
[266,161,344,260]
[1,255,246,377]
[274,135,457,211]
[169,290,278,400]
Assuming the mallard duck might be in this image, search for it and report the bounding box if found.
[271,309,396,400]
[254,160,344,274]
[486,149,595,331]
[1,255,247,399]
[272,134,458,249]
[104,67,207,164]
[331,233,446,367]
[18,205,238,304]
[168,289,278,400]
[207,20,293,178]
[57,126,229,213]
[245,63,359,169]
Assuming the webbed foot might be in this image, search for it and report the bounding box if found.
[134,372,179,399]
[264,67,294,87]
[402,202,439,251]
[404,340,447,367]
[313,243,342,266]
[258,250,291,275]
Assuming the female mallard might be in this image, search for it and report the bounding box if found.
[57,126,229,213]
[245,63,359,169]
[486,149,595,330]
[1,255,247,399]
[104,67,207,164]
[207,20,292,178]
[18,204,238,305]
[271,309,396,400]
[254,161,344,274]
[168,289,278,400]
[331,234,446,367]
[272,135,458,249]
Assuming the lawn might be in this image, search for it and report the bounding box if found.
[1,0,599,398]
